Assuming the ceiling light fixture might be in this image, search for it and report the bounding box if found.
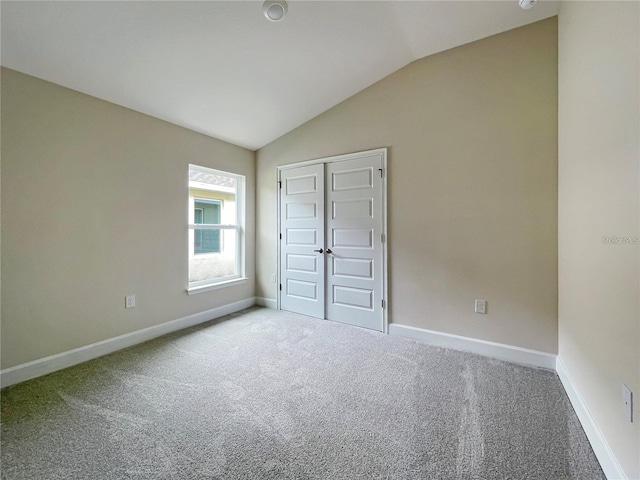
[263,0,288,22]
[518,0,537,9]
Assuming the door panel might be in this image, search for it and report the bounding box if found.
[332,198,373,220]
[332,257,373,279]
[279,164,325,318]
[285,174,318,195]
[332,168,373,191]
[286,254,318,273]
[286,279,318,300]
[332,285,374,310]
[332,228,373,248]
[286,228,317,246]
[286,202,317,219]
[326,155,383,331]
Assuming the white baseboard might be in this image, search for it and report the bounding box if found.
[556,356,627,480]
[388,323,556,370]
[255,297,277,309]
[0,297,257,389]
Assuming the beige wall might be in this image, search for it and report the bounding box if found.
[256,19,558,353]
[1,68,256,369]
[558,2,640,478]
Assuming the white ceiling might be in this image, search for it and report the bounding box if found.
[1,1,560,150]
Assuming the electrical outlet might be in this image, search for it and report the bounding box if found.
[270,273,277,283]
[475,299,487,314]
[125,295,136,309]
[623,384,633,422]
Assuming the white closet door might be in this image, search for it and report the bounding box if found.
[325,154,384,331]
[279,164,325,319]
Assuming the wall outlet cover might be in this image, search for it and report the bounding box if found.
[474,299,487,314]
[125,295,136,309]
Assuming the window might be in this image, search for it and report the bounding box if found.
[188,165,245,292]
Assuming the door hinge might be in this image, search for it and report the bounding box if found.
[279,233,282,240]
[279,284,282,291]
[381,299,385,308]
[278,181,282,189]
[381,234,385,243]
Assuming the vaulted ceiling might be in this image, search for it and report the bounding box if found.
[1,1,560,150]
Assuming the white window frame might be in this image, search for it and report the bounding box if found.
[187,164,246,294]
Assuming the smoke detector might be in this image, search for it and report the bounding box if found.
[519,0,537,9]
[263,1,288,22]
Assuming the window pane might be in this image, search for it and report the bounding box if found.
[189,229,237,283]
[194,228,220,254]
[194,200,221,224]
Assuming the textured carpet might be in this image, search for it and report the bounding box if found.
[1,307,604,479]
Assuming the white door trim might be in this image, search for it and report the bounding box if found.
[277,148,389,333]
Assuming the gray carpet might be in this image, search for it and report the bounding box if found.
[1,307,604,479]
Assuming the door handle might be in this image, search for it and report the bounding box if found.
[313,248,324,253]
[326,249,333,254]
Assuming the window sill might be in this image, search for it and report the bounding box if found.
[187,277,248,295]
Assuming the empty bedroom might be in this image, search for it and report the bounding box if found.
[1,1,638,479]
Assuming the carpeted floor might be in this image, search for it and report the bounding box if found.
[1,307,604,479]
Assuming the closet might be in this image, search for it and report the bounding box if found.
[278,149,387,332]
